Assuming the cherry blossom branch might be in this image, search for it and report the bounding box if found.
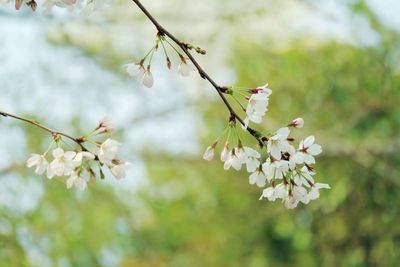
[0,110,88,151]
[1,110,130,187]
[130,0,264,145]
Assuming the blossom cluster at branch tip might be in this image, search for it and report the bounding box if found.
[26,116,130,191]
[124,34,198,88]
[203,87,330,209]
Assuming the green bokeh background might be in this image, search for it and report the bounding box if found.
[1,1,399,266]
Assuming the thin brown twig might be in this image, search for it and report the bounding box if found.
[131,0,265,145]
[0,111,89,151]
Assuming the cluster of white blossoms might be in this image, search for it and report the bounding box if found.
[243,84,272,129]
[26,116,130,190]
[6,0,329,206]
[5,0,111,14]
[124,33,200,88]
[203,85,330,209]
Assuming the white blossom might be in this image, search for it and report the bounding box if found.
[267,127,291,160]
[284,185,308,209]
[203,146,215,161]
[98,115,113,133]
[67,169,90,191]
[47,148,77,179]
[124,62,145,77]
[177,59,196,77]
[249,166,267,187]
[73,151,95,167]
[262,158,289,182]
[220,142,229,162]
[224,148,244,171]
[275,183,289,199]
[81,0,112,15]
[98,138,119,165]
[142,69,154,88]
[243,147,260,172]
[259,186,278,201]
[287,144,298,170]
[223,145,260,171]
[292,166,314,187]
[124,62,154,88]
[295,135,322,164]
[110,162,130,179]
[307,183,330,201]
[26,154,48,175]
[243,86,272,129]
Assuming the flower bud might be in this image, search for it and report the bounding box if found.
[166,57,172,70]
[15,0,22,10]
[203,141,218,161]
[203,146,215,161]
[220,142,229,162]
[142,67,154,88]
[98,115,114,133]
[288,117,304,128]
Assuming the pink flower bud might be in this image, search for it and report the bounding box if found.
[98,115,114,133]
[15,0,22,10]
[289,117,304,128]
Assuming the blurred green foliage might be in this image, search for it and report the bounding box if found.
[2,38,399,266]
[1,4,400,267]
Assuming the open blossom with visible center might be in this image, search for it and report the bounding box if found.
[249,166,267,187]
[294,135,322,164]
[27,154,48,175]
[98,138,119,165]
[110,161,131,179]
[223,145,260,171]
[47,148,77,179]
[260,183,291,202]
[67,169,91,190]
[178,58,196,77]
[224,148,243,171]
[267,127,291,160]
